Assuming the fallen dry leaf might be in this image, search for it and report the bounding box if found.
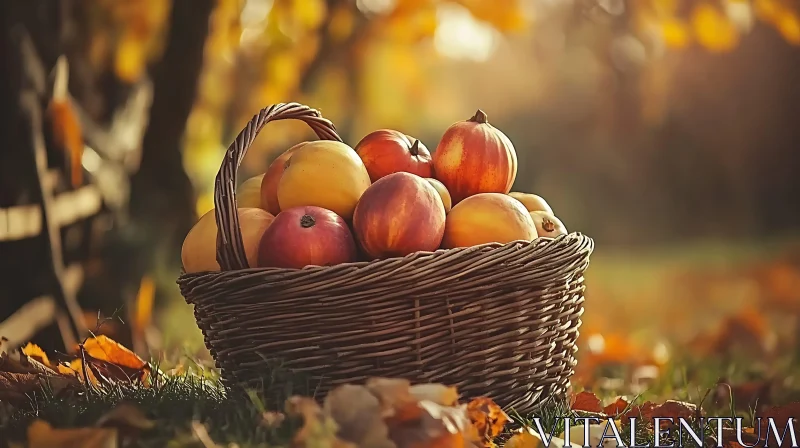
[82,335,148,371]
[323,384,394,448]
[603,397,630,417]
[756,402,800,448]
[21,343,52,367]
[467,397,510,447]
[390,400,477,448]
[77,335,150,384]
[286,396,356,448]
[1,347,58,375]
[27,419,117,448]
[367,377,427,422]
[571,391,603,414]
[410,383,460,407]
[618,401,657,425]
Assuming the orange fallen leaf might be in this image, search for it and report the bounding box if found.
[504,431,541,448]
[82,335,147,370]
[27,419,117,448]
[286,396,355,448]
[603,397,630,417]
[367,377,426,422]
[571,391,603,413]
[21,343,52,368]
[79,335,149,384]
[618,401,657,425]
[467,397,510,447]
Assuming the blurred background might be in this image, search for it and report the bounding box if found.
[1,0,799,393]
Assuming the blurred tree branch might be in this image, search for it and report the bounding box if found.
[122,0,215,345]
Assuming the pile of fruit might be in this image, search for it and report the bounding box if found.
[182,110,569,273]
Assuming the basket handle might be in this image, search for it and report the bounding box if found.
[214,102,343,271]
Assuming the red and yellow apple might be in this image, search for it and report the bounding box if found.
[442,193,536,249]
[425,178,452,213]
[257,206,357,269]
[353,172,446,259]
[355,129,433,182]
[181,208,274,273]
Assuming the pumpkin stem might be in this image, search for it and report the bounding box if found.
[470,109,489,124]
[409,139,420,156]
[300,215,316,228]
[542,218,555,233]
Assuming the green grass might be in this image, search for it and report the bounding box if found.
[1,352,797,447]
[0,366,301,447]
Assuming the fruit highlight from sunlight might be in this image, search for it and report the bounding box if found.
[530,211,568,238]
[442,192,536,248]
[432,109,518,204]
[258,205,358,269]
[354,129,433,182]
[260,142,308,215]
[277,141,371,220]
[181,208,274,273]
[508,192,553,214]
[425,177,452,213]
[353,172,446,259]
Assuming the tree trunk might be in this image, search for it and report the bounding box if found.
[121,0,214,328]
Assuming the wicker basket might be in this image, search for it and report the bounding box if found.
[178,103,594,414]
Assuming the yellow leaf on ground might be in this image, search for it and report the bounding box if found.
[21,343,51,367]
[27,420,117,448]
[467,397,510,446]
[82,335,147,371]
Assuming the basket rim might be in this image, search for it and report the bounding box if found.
[179,231,594,278]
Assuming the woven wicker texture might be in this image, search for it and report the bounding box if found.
[178,103,594,414]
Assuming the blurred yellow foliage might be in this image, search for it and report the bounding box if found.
[82,0,800,215]
[692,3,740,52]
[662,18,692,48]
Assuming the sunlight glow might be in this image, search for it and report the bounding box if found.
[434,4,498,62]
[587,333,605,354]
[356,0,397,15]
[81,146,102,173]
[239,0,273,45]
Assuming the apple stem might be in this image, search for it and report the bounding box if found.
[409,139,420,156]
[542,218,555,233]
[300,215,316,228]
[470,110,488,124]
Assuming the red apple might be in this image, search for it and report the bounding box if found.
[353,172,446,260]
[257,206,357,269]
[354,129,433,182]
